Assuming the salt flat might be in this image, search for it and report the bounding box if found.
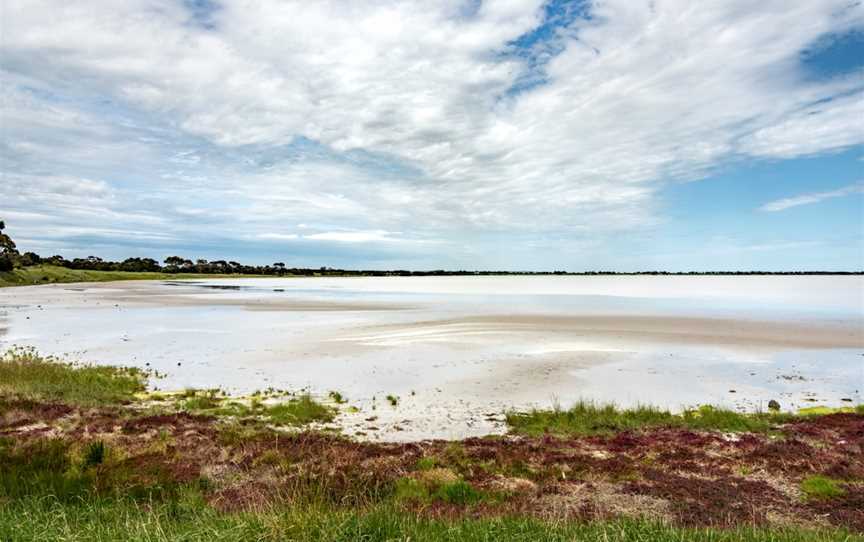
[1,276,861,440]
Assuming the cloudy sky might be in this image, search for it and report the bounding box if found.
[1,0,863,271]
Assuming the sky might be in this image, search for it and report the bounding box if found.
[1,0,863,271]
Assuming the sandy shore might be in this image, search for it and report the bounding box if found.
[339,314,864,350]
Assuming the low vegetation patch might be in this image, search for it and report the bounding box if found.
[176,389,336,426]
[801,476,847,501]
[0,498,856,542]
[0,346,147,406]
[506,401,799,437]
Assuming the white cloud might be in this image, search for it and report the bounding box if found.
[304,231,399,243]
[1,0,863,265]
[759,182,864,211]
[257,233,299,241]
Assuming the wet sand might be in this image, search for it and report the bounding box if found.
[341,314,863,350]
[1,277,862,440]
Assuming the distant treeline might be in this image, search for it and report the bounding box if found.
[0,221,860,276]
[7,254,863,277]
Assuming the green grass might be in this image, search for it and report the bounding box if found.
[0,496,859,542]
[328,390,347,404]
[506,401,800,437]
[394,475,485,506]
[0,347,147,406]
[0,349,334,426]
[177,389,337,427]
[0,434,859,542]
[801,476,847,501]
[0,264,271,288]
[264,394,337,425]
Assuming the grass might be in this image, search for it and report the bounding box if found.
[0,264,271,288]
[264,394,337,425]
[0,346,147,406]
[506,401,802,437]
[798,405,864,416]
[2,351,863,539]
[0,348,335,427]
[801,476,847,501]
[3,432,858,541]
[0,496,859,542]
[176,388,337,426]
[328,390,347,404]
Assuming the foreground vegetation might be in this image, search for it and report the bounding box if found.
[2,498,857,542]
[1,349,862,540]
[506,400,864,437]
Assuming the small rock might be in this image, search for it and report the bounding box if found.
[768,400,781,411]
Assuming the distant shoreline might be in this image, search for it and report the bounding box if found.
[2,264,862,288]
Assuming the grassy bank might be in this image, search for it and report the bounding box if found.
[506,400,864,437]
[0,265,272,288]
[0,347,147,406]
[1,349,863,540]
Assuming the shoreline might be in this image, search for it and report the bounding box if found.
[2,347,863,538]
[2,277,862,441]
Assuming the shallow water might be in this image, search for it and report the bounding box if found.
[1,276,862,440]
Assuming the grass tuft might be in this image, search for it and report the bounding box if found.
[83,440,107,468]
[800,476,846,501]
[328,390,347,404]
[265,394,337,425]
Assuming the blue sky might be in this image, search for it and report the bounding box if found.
[1,0,862,271]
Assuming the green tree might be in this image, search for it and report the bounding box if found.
[0,220,20,271]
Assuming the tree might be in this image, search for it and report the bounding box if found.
[164,255,188,272]
[0,220,17,254]
[0,219,20,271]
[20,252,42,266]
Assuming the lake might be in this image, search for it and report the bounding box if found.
[1,275,862,440]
